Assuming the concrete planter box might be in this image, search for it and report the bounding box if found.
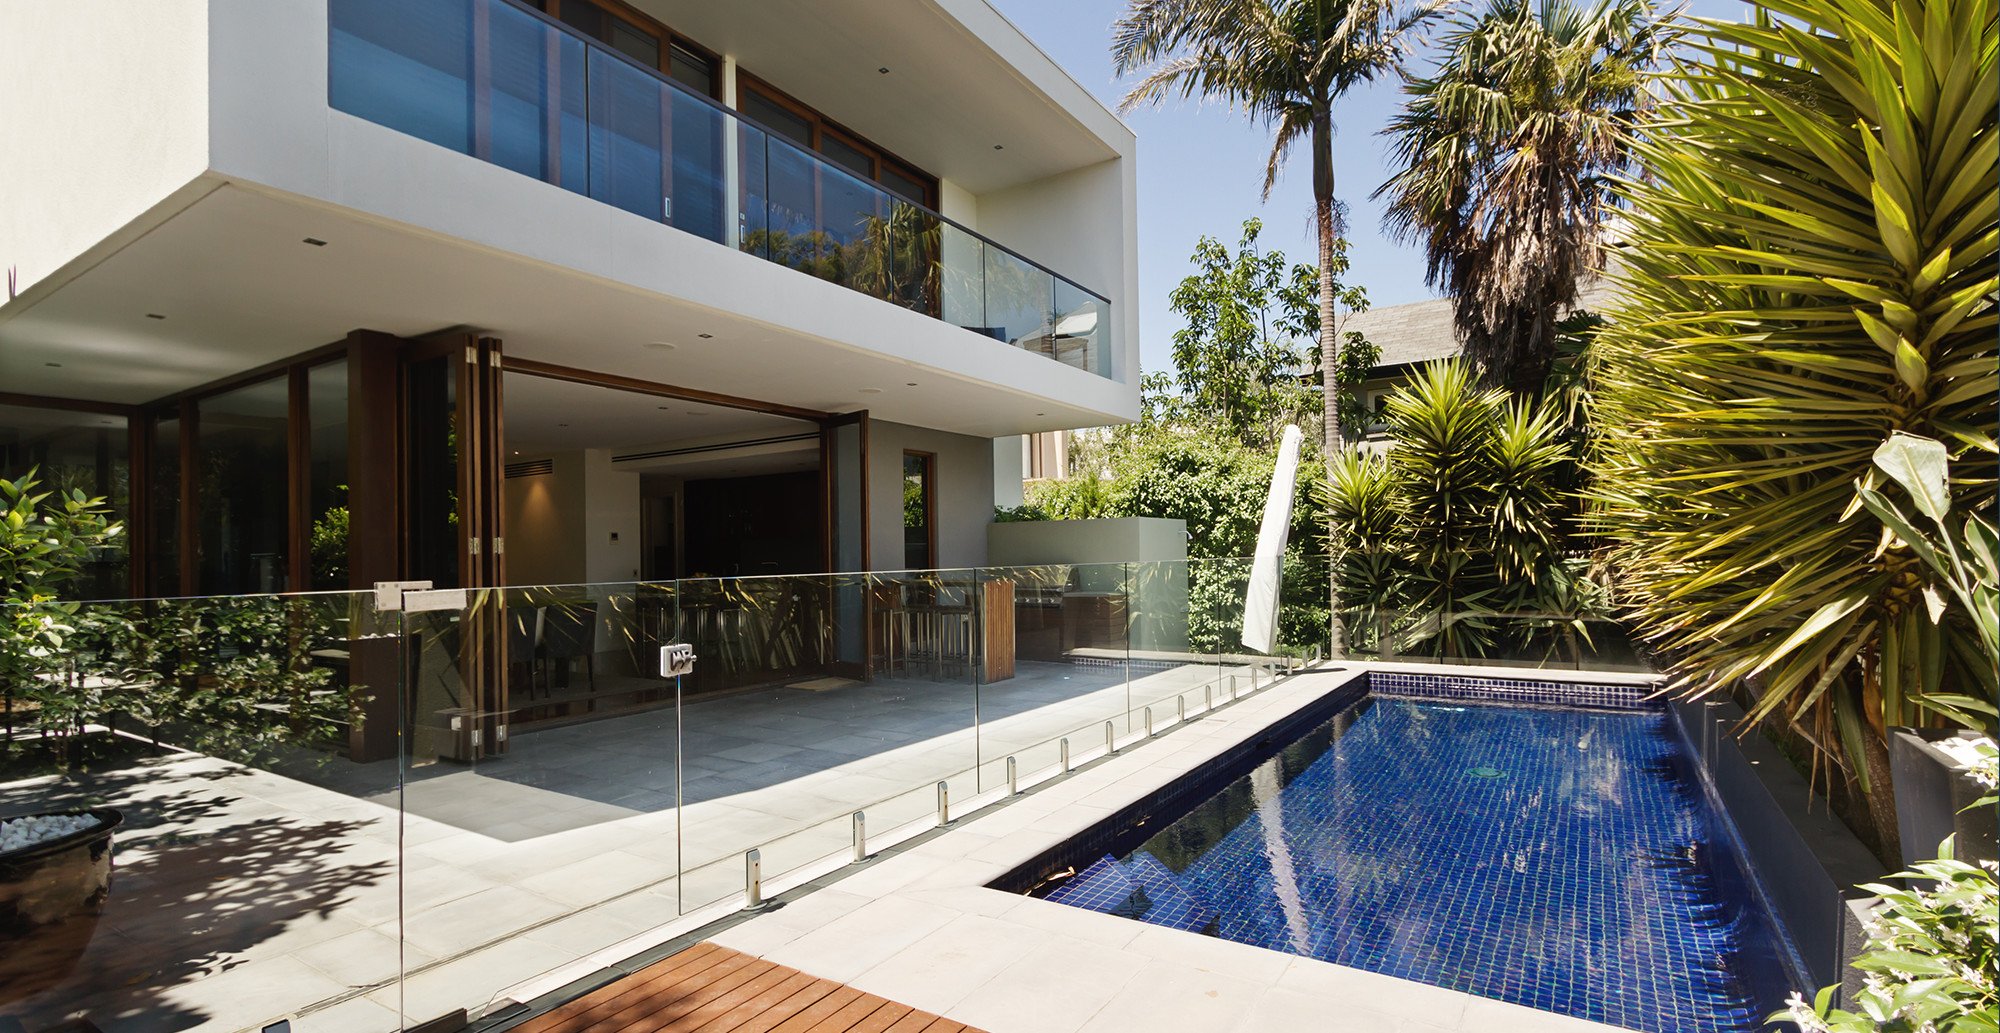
[0,808,122,1004]
[987,517,1189,654]
[1889,729,1996,867]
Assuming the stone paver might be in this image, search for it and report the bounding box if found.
[0,656,1240,1033]
[713,662,1662,1033]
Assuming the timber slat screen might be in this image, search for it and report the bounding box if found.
[510,943,981,1033]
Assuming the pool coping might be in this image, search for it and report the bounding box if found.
[704,664,1650,1033]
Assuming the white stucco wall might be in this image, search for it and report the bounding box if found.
[582,449,643,584]
[976,156,1139,386]
[0,2,212,301]
[869,421,996,571]
[992,436,1026,508]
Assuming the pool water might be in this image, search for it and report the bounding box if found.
[1040,696,1797,1033]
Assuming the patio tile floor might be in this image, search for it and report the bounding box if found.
[0,656,1237,1033]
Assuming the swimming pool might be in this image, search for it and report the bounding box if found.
[1012,680,1801,1033]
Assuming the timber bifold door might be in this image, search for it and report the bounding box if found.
[403,333,510,764]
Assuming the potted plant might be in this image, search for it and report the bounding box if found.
[1853,433,2000,867]
[0,468,125,1002]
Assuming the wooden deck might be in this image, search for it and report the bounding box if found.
[510,943,984,1033]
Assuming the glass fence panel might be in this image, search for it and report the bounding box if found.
[762,136,831,280]
[394,583,682,1025]
[938,222,987,335]
[887,197,943,314]
[972,563,1134,790]
[1199,556,1264,704]
[0,591,404,1033]
[1053,278,1110,377]
[486,0,588,192]
[585,48,733,241]
[983,247,1055,358]
[331,0,475,158]
[736,123,771,259]
[1120,560,1213,734]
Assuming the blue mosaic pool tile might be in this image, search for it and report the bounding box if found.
[1049,853,1218,933]
[1043,696,1793,1033]
[1369,671,1655,710]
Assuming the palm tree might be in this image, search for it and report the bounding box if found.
[1113,0,1439,657]
[1377,0,1672,393]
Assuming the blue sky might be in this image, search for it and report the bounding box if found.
[985,0,1754,376]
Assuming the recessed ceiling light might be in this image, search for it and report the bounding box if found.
[44,362,62,368]
[905,382,918,387]
[302,237,327,247]
[878,66,890,74]
[993,144,1004,150]
[557,422,569,427]
[145,313,165,320]
[1035,412,1045,417]
[697,333,714,339]
[657,405,671,411]
[859,387,883,395]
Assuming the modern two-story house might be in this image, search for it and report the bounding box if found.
[1,0,1140,604]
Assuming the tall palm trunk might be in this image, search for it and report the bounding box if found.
[1313,105,1349,659]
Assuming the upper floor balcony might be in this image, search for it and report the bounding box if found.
[328,0,1114,378]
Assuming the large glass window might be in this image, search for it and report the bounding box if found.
[0,403,131,599]
[308,362,351,590]
[902,451,934,570]
[196,378,292,595]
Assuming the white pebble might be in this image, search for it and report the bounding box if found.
[0,813,103,853]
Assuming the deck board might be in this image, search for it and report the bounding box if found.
[512,945,983,1033]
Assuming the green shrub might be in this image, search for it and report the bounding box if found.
[1318,359,1604,659]
[1787,745,1999,1033]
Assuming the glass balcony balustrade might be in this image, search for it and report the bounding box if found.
[328,0,1113,378]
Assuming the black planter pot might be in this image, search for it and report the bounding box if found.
[0,808,122,1005]
[1888,729,1996,868]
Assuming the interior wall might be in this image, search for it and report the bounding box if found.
[868,421,994,571]
[582,448,643,584]
[501,451,586,585]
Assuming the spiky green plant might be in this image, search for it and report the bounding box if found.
[1589,0,1998,856]
[1321,360,1590,658]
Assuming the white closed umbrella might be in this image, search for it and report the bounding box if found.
[1241,424,1302,654]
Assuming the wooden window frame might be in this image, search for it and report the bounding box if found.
[901,450,936,571]
[736,70,939,208]
[137,343,353,597]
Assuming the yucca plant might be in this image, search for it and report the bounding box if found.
[1589,0,1998,856]
[1320,360,1588,658]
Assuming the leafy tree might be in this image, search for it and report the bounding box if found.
[1378,0,1672,392]
[1588,0,1997,859]
[1154,219,1377,447]
[0,469,122,759]
[1113,0,1439,656]
[1162,219,1318,444]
